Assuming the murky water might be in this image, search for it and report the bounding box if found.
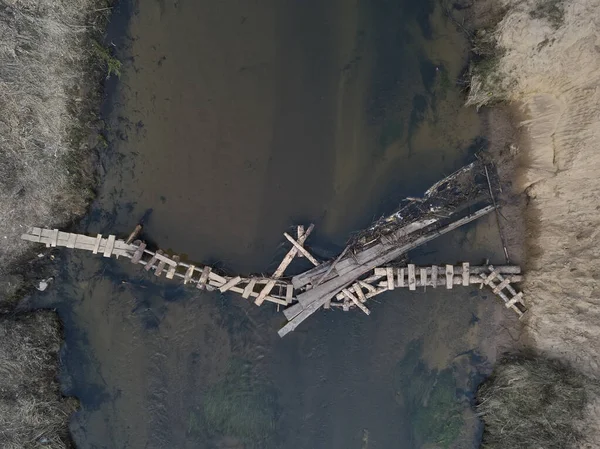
[35,0,509,448]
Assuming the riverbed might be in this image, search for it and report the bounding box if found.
[38,1,508,448]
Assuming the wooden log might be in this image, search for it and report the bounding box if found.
[131,242,146,263]
[446,265,454,289]
[283,232,319,266]
[103,235,116,257]
[154,250,167,276]
[408,264,416,291]
[219,276,242,293]
[255,223,314,305]
[184,265,196,284]
[92,234,102,254]
[126,224,143,245]
[431,265,437,289]
[196,266,211,289]
[462,262,470,286]
[386,267,394,290]
[166,255,180,279]
[420,268,427,288]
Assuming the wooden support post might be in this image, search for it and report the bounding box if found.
[431,265,438,288]
[197,266,211,289]
[92,234,102,254]
[154,250,167,276]
[255,224,314,305]
[386,267,394,290]
[219,276,242,293]
[446,265,454,289]
[420,268,428,289]
[184,265,196,284]
[462,262,470,286]
[408,264,416,291]
[242,279,256,298]
[283,232,319,266]
[166,255,180,279]
[103,235,116,257]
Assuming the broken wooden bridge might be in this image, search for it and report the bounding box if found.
[21,162,526,337]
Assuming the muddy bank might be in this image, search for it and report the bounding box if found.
[462,0,600,446]
[0,0,116,447]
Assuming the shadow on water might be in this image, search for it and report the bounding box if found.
[30,0,510,448]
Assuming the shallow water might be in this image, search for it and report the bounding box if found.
[36,0,508,448]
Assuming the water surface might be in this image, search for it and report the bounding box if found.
[37,1,509,448]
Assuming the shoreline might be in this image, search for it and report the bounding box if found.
[462,0,600,446]
[0,1,116,447]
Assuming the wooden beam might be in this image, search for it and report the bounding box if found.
[446,265,454,289]
[420,268,427,289]
[286,284,294,304]
[354,283,367,303]
[398,268,405,287]
[296,225,305,257]
[431,265,437,288]
[51,229,59,247]
[67,233,77,249]
[219,276,242,293]
[255,224,314,305]
[166,255,180,279]
[283,232,319,266]
[184,265,196,284]
[342,288,370,315]
[154,250,167,276]
[242,279,256,298]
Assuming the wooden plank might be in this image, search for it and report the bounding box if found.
[493,277,513,294]
[103,235,115,257]
[184,265,196,284]
[341,289,370,315]
[286,284,294,304]
[462,262,470,286]
[92,234,102,254]
[144,252,159,271]
[505,292,523,308]
[219,276,242,293]
[420,268,428,288]
[66,233,77,249]
[398,268,405,287]
[296,225,305,257]
[166,255,180,279]
[354,283,367,303]
[446,265,454,289]
[283,232,319,266]
[482,268,501,285]
[431,265,438,289]
[131,242,146,264]
[408,264,416,291]
[255,224,314,305]
[386,267,394,290]
[359,280,377,294]
[241,279,256,298]
[51,229,59,247]
[197,266,212,289]
[154,251,167,276]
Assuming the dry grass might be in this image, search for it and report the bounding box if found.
[0,0,113,269]
[477,353,599,449]
[0,312,78,449]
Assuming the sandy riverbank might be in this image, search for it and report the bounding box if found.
[464,0,600,446]
[0,1,113,447]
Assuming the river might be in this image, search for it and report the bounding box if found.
[37,0,507,448]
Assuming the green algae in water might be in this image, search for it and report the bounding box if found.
[394,341,464,448]
[202,359,279,447]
